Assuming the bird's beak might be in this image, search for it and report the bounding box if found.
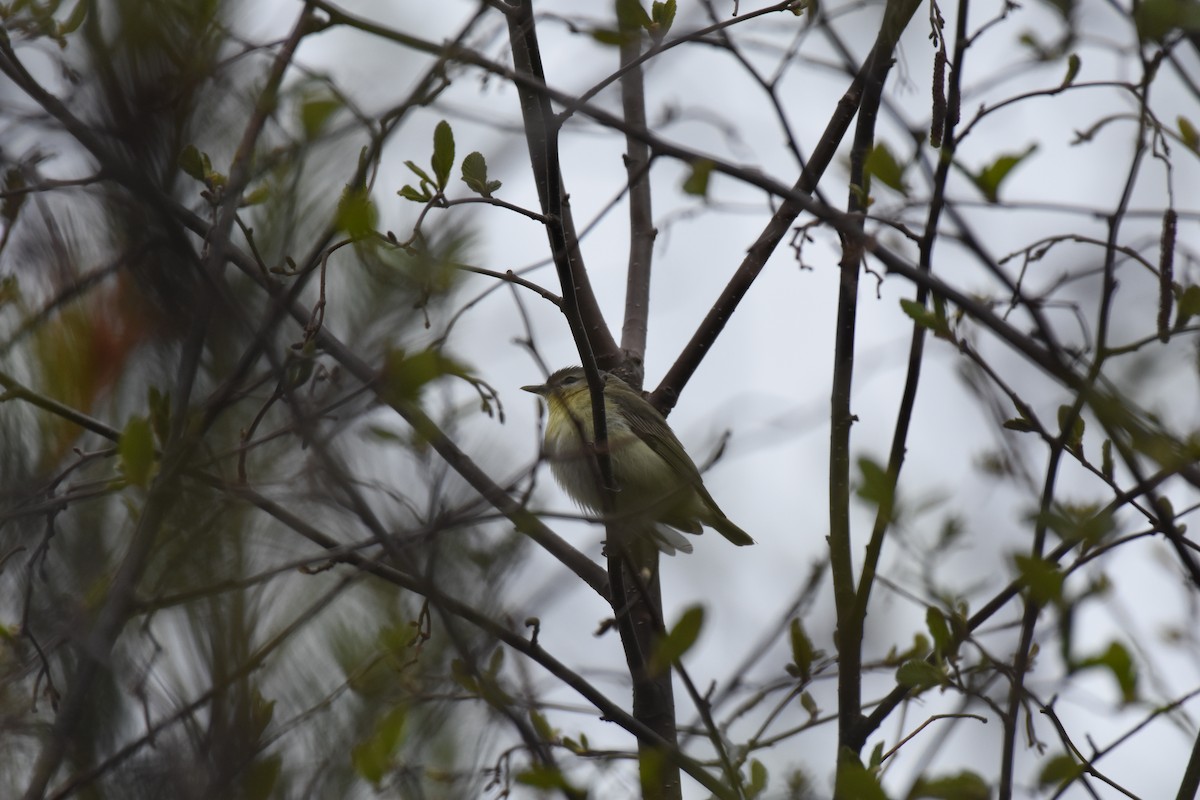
[521,383,548,396]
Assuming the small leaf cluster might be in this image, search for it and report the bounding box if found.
[399,120,501,203]
[965,144,1038,204]
[179,145,227,192]
[1,0,88,48]
[594,0,676,45]
[899,297,954,341]
[786,618,820,682]
[856,139,1038,205]
[380,348,469,411]
[891,603,969,695]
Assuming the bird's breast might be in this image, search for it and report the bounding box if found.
[542,403,681,513]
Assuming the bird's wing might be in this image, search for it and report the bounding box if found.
[612,381,755,546]
[616,393,704,480]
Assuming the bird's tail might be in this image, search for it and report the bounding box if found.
[712,515,755,546]
[650,525,696,555]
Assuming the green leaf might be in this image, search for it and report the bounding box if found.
[1061,53,1081,87]
[1179,116,1200,155]
[969,144,1037,203]
[461,151,501,197]
[431,120,455,190]
[1038,752,1085,788]
[178,144,207,182]
[849,182,873,209]
[1038,503,1114,546]
[864,142,909,195]
[910,770,990,799]
[926,607,955,661]
[746,759,769,798]
[789,618,816,682]
[682,158,714,196]
[147,387,171,446]
[486,646,504,677]
[377,705,407,751]
[649,605,705,676]
[380,349,465,407]
[799,690,819,717]
[0,275,21,308]
[1101,439,1114,479]
[517,765,579,791]
[591,27,637,45]
[247,690,276,739]
[1073,641,1138,703]
[529,709,556,742]
[240,186,271,207]
[404,159,434,185]
[905,633,932,662]
[119,415,156,488]
[855,456,893,509]
[59,0,89,35]
[398,184,431,203]
[1002,416,1038,433]
[1013,553,1064,605]
[2,167,26,223]
[335,185,378,239]
[1176,284,1200,327]
[1134,0,1200,41]
[899,298,950,337]
[896,659,943,690]
[616,0,653,29]
[1057,404,1084,449]
[239,754,281,800]
[299,94,341,139]
[835,758,889,800]
[650,0,677,40]
[350,705,407,785]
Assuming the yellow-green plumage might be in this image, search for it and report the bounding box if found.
[522,367,755,554]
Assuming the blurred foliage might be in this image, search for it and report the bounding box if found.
[0,1,515,798]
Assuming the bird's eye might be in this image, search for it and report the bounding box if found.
[560,375,580,385]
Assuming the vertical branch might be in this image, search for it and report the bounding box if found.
[851,0,965,725]
[997,443,1065,800]
[619,21,654,380]
[502,9,686,797]
[1177,727,1200,800]
[998,32,1164,800]
[610,12,681,800]
[503,0,616,510]
[826,0,923,783]
[501,3,621,374]
[608,538,680,800]
[827,194,864,781]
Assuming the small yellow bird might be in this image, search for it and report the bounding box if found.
[522,366,755,554]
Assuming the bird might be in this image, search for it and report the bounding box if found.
[522,366,755,555]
